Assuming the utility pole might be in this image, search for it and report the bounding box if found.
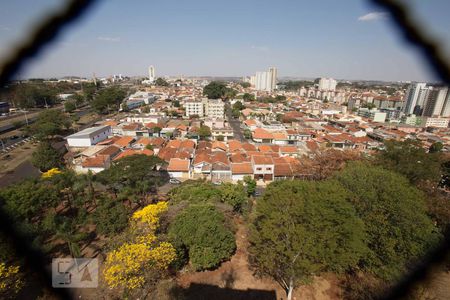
[23,110,29,126]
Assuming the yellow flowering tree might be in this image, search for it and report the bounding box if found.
[132,201,168,229]
[41,167,62,179]
[103,202,176,292]
[0,263,24,298]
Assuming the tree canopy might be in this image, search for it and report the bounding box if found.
[91,86,127,114]
[203,81,236,100]
[249,179,366,299]
[30,110,71,140]
[376,139,442,185]
[169,205,236,271]
[31,142,64,172]
[334,162,440,280]
[96,154,168,204]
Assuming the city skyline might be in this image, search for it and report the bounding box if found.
[1,0,450,81]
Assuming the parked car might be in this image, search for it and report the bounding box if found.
[212,180,222,186]
[169,178,181,184]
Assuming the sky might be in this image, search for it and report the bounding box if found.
[0,0,449,82]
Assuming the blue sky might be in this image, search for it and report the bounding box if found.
[0,0,449,81]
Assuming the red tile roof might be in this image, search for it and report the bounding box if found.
[252,155,274,165]
[114,148,154,161]
[167,158,190,172]
[253,128,273,140]
[82,155,109,168]
[114,136,134,148]
[231,162,253,174]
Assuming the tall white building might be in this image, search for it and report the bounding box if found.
[204,98,225,118]
[442,90,450,117]
[423,87,448,117]
[148,65,155,82]
[184,101,204,118]
[252,67,277,92]
[318,78,337,91]
[184,99,225,119]
[403,82,427,115]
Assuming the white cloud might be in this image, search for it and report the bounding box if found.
[97,36,121,42]
[358,12,388,22]
[251,45,270,53]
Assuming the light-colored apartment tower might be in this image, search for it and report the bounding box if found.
[204,99,225,118]
[184,101,204,118]
[318,78,337,91]
[253,67,277,92]
[403,82,427,115]
[423,87,449,117]
[148,65,155,82]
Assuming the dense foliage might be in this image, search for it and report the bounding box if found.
[29,110,71,140]
[169,205,236,270]
[96,154,168,204]
[377,139,442,184]
[169,180,248,212]
[334,162,440,280]
[203,81,236,100]
[31,142,64,172]
[91,86,127,114]
[249,180,366,299]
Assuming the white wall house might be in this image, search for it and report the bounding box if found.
[66,125,111,147]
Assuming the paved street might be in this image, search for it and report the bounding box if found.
[225,103,245,142]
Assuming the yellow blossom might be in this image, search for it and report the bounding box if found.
[132,202,168,229]
[0,263,24,295]
[41,168,62,178]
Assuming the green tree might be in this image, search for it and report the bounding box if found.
[242,93,255,101]
[172,100,180,107]
[91,86,127,114]
[377,139,442,184]
[249,180,366,300]
[94,196,129,236]
[243,129,252,139]
[31,142,63,172]
[96,154,168,205]
[203,81,228,99]
[155,77,169,86]
[198,125,211,140]
[429,142,443,153]
[243,175,256,196]
[0,179,59,222]
[13,83,57,108]
[232,101,245,111]
[218,182,247,212]
[240,82,251,88]
[362,102,376,109]
[169,205,236,270]
[335,162,440,280]
[64,100,76,113]
[169,180,222,204]
[30,110,71,140]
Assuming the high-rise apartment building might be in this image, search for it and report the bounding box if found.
[403,83,450,117]
[184,101,204,118]
[251,67,277,92]
[403,83,427,115]
[318,78,337,91]
[423,87,448,117]
[148,65,155,82]
[184,99,225,119]
[204,98,225,118]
